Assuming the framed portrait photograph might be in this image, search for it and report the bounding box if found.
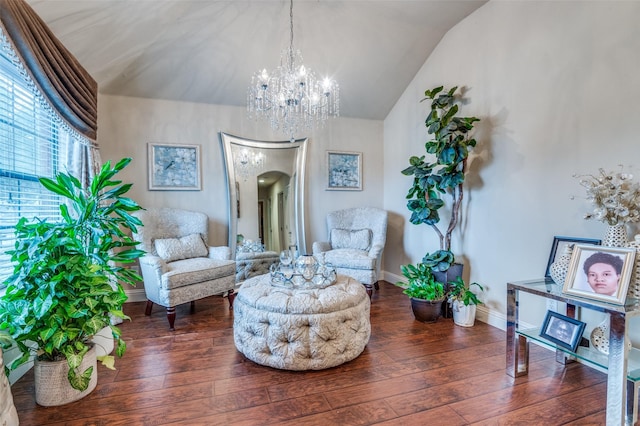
[326,150,362,191]
[148,143,201,191]
[545,236,602,279]
[539,311,586,352]
[562,244,635,305]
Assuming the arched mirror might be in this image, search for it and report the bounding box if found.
[219,132,308,258]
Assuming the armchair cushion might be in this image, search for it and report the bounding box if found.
[162,257,236,290]
[323,248,376,270]
[330,228,372,251]
[154,233,208,262]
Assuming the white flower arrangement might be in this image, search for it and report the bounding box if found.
[574,167,640,226]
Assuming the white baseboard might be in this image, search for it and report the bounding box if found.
[124,288,147,303]
[381,270,513,331]
[380,270,402,285]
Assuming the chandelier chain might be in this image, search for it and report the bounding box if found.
[289,0,294,70]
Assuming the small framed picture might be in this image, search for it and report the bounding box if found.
[326,150,362,191]
[148,143,201,191]
[545,236,601,279]
[562,244,635,305]
[540,310,586,352]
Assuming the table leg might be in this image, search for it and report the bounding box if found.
[607,312,630,425]
[626,379,638,426]
[506,286,529,377]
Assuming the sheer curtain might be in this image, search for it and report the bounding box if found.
[65,134,102,189]
[0,0,100,181]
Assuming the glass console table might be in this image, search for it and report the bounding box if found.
[507,279,640,425]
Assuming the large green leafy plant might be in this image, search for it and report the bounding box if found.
[402,86,479,264]
[0,158,144,391]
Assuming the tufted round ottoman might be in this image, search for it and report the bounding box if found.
[233,273,371,370]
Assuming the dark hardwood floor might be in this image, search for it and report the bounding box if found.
[10,281,608,425]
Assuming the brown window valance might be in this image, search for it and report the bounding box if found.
[0,0,97,140]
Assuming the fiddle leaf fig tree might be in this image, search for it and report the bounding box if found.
[402,86,479,261]
[0,158,144,391]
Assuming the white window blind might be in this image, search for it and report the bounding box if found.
[0,35,77,287]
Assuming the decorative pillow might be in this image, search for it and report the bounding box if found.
[155,233,208,262]
[330,228,372,251]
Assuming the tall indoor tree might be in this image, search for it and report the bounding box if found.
[402,85,480,271]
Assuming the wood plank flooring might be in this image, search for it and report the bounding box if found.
[10,281,608,425]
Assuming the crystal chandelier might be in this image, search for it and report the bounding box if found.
[234,148,265,181]
[247,0,339,141]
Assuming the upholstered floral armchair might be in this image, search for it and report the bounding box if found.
[312,207,388,294]
[133,208,236,330]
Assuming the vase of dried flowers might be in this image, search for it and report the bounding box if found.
[575,166,640,247]
[576,167,640,225]
[576,167,640,300]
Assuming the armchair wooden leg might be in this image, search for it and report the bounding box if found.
[166,306,176,331]
[364,284,373,299]
[190,301,196,314]
[228,289,236,309]
[145,300,154,316]
[374,281,380,290]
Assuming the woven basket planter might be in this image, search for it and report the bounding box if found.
[34,346,97,406]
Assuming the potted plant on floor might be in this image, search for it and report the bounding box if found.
[447,277,484,327]
[0,158,144,406]
[401,85,480,316]
[396,262,446,323]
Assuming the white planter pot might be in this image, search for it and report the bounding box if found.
[452,300,477,327]
[34,346,97,406]
[92,326,114,357]
[0,348,19,426]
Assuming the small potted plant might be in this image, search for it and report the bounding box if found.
[396,262,446,323]
[447,277,484,327]
[0,158,144,406]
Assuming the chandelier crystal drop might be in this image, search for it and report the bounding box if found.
[247,0,339,141]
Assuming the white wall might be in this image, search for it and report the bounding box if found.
[384,1,640,332]
[97,95,383,299]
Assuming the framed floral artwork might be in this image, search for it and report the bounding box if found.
[148,143,201,190]
[326,150,362,191]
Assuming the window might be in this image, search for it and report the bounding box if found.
[0,38,81,288]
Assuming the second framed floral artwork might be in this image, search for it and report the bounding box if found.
[326,150,362,191]
[148,143,201,190]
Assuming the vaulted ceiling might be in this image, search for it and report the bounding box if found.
[27,0,486,121]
